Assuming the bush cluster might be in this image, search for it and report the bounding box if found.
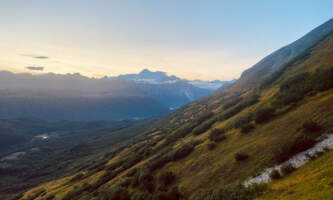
[240,123,255,134]
[218,94,260,122]
[281,163,296,175]
[193,184,267,200]
[227,114,253,130]
[302,121,322,133]
[274,134,317,163]
[274,67,333,106]
[148,140,201,172]
[207,141,217,150]
[25,188,47,200]
[222,97,242,109]
[253,107,275,124]
[166,123,196,144]
[192,118,216,136]
[234,152,249,161]
[269,169,281,180]
[158,171,175,186]
[209,128,226,142]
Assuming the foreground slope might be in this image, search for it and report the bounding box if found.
[16,19,333,200]
[256,150,333,200]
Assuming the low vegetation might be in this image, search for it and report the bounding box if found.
[192,118,216,136]
[208,128,226,142]
[218,94,260,122]
[240,123,255,134]
[281,163,296,175]
[207,141,217,150]
[274,67,333,107]
[269,169,281,180]
[234,152,249,161]
[253,107,275,124]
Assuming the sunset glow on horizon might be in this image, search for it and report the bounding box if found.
[1,0,332,81]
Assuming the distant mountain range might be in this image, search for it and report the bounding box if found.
[0,71,170,121]
[113,68,235,90]
[111,69,235,109]
[0,70,233,120]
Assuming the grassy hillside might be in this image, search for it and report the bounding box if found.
[12,27,333,200]
[256,150,333,200]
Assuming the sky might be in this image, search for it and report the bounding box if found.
[0,1,332,81]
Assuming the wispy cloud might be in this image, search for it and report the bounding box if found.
[34,56,49,59]
[26,66,44,71]
[21,54,49,59]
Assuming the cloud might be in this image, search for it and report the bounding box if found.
[26,66,44,71]
[21,54,49,59]
[34,56,49,59]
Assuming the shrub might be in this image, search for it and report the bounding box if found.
[315,150,325,157]
[240,123,255,134]
[131,191,150,200]
[218,94,259,122]
[209,128,226,142]
[246,183,269,197]
[131,167,155,192]
[9,193,24,200]
[69,173,85,183]
[274,73,311,106]
[172,142,196,160]
[159,171,175,186]
[98,185,131,200]
[154,186,182,200]
[274,68,333,107]
[62,183,92,200]
[25,188,47,200]
[234,152,249,161]
[207,141,217,150]
[254,107,275,124]
[193,183,268,200]
[223,97,242,109]
[302,121,322,133]
[311,68,333,92]
[192,119,215,136]
[269,169,281,179]
[148,153,172,172]
[196,112,214,124]
[229,114,253,130]
[274,134,317,163]
[89,170,119,192]
[194,184,248,200]
[281,163,296,175]
[42,194,55,200]
[166,123,196,143]
[148,140,201,172]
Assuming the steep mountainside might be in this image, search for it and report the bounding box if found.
[6,19,333,200]
[135,82,212,109]
[226,18,333,92]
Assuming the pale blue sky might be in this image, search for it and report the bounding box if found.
[0,0,332,80]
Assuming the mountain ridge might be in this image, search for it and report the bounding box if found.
[226,18,333,92]
[111,69,235,108]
